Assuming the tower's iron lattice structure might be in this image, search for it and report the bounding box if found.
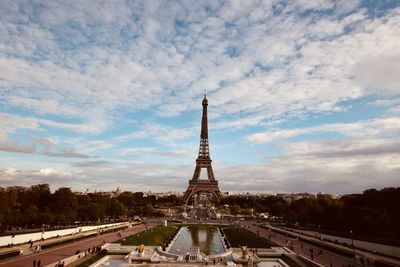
[183,95,222,204]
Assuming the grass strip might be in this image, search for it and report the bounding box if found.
[115,225,178,246]
[222,226,275,248]
[75,253,105,267]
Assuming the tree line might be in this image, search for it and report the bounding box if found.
[1,184,399,245]
[0,184,181,233]
[222,187,400,245]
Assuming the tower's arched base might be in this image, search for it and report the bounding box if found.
[183,180,222,205]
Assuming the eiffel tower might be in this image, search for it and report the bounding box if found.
[183,94,222,204]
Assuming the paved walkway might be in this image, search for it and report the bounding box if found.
[0,223,130,257]
[242,223,365,267]
[276,226,400,267]
[0,223,150,267]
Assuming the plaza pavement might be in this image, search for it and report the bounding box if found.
[274,226,400,267]
[3,218,399,267]
[0,223,152,267]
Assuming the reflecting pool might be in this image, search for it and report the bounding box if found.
[168,225,225,256]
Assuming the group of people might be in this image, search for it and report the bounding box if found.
[286,239,295,250]
[357,255,370,266]
[30,243,105,267]
[75,245,103,257]
[32,259,41,267]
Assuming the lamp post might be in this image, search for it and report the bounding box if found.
[350,230,355,260]
[39,226,44,251]
[10,234,15,247]
[318,225,321,240]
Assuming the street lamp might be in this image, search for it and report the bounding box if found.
[39,226,44,251]
[350,230,355,260]
[10,233,15,247]
[318,225,321,240]
[74,227,77,244]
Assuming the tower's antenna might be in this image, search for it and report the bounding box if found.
[204,88,207,98]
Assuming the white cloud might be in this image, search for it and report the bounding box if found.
[0,141,36,154]
[214,138,400,193]
[39,118,110,134]
[38,168,71,176]
[247,116,400,143]
[42,148,91,158]
[334,0,361,15]
[1,136,399,193]
[355,55,400,94]
[0,3,399,132]
[0,112,41,133]
[0,166,86,189]
[0,131,37,154]
[1,1,400,193]
[279,139,400,158]
[31,136,55,148]
[294,0,334,12]
[0,128,91,158]
[112,122,196,144]
[118,147,156,157]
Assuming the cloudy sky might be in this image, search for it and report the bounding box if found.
[1,0,399,194]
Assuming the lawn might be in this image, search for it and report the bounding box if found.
[76,253,104,267]
[115,225,178,246]
[222,226,275,248]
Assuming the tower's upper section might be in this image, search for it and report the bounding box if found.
[200,94,209,140]
[197,94,211,160]
[202,94,208,106]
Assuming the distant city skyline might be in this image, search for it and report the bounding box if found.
[0,1,399,194]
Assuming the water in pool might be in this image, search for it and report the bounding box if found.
[168,225,225,256]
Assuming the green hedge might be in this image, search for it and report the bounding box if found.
[0,250,20,260]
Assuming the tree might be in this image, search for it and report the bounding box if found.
[106,199,127,218]
[0,188,18,230]
[270,201,288,216]
[117,192,135,207]
[51,188,77,224]
[30,184,51,211]
[230,205,240,215]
